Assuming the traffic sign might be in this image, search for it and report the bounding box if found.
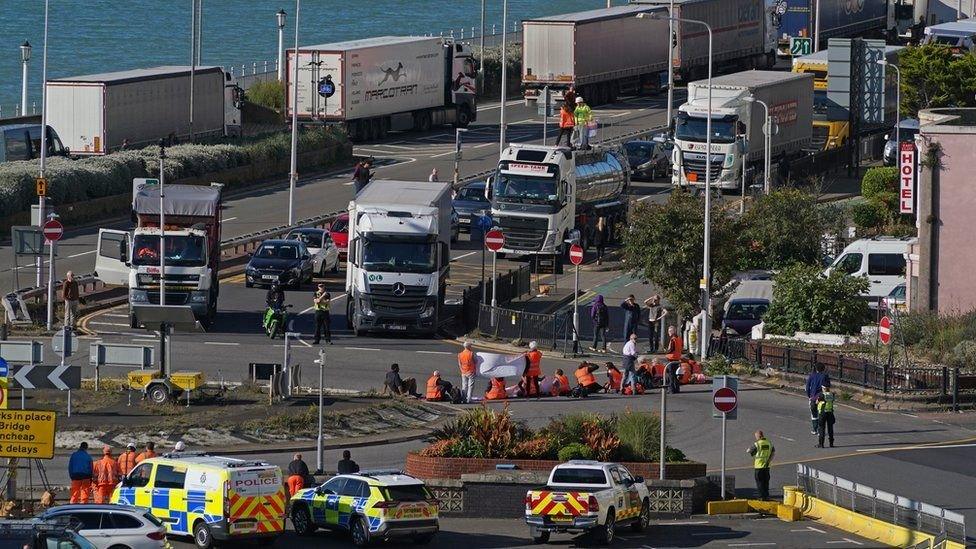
[713,387,738,414]
[11,364,80,391]
[790,36,812,56]
[485,230,505,252]
[0,358,7,411]
[879,315,892,345]
[569,244,584,266]
[318,75,335,98]
[0,409,57,459]
[42,219,63,242]
[35,177,47,197]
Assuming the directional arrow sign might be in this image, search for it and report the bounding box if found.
[11,364,80,390]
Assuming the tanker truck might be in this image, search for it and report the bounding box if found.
[487,144,629,265]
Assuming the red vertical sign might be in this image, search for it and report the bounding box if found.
[899,142,916,214]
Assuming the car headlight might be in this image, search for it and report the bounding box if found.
[420,306,436,319]
[723,154,734,168]
[130,290,148,303]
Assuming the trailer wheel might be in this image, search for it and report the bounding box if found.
[416,111,432,132]
[147,383,171,405]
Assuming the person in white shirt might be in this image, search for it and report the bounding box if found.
[621,333,639,396]
[428,168,439,182]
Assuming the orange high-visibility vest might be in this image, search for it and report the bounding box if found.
[607,368,623,390]
[93,457,120,486]
[526,350,543,377]
[575,366,596,386]
[117,451,137,475]
[552,374,570,396]
[426,375,443,400]
[458,350,477,376]
[135,450,157,464]
[666,336,683,361]
[486,378,507,400]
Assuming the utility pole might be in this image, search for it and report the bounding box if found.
[316,348,325,474]
[499,0,509,156]
[189,0,197,141]
[159,141,167,306]
[37,0,50,290]
[288,0,301,225]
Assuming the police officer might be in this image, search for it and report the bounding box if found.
[312,283,332,345]
[817,384,836,448]
[747,430,775,501]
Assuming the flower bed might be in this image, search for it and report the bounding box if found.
[405,453,706,481]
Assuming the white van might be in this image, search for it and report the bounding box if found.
[825,237,912,300]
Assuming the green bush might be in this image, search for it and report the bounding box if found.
[850,200,886,233]
[246,80,286,111]
[737,188,826,270]
[763,263,870,336]
[616,411,663,462]
[558,443,594,462]
[861,167,898,201]
[951,340,976,369]
[541,412,601,451]
[898,311,976,364]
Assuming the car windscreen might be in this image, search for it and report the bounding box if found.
[380,484,432,502]
[256,243,300,260]
[457,186,488,202]
[289,231,324,248]
[550,468,608,485]
[624,142,654,161]
[727,301,769,320]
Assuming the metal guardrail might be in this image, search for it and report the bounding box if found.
[796,464,967,544]
[476,304,566,350]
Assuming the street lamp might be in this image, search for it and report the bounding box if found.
[20,41,31,115]
[743,96,771,195]
[276,9,287,81]
[639,11,713,360]
[499,0,509,156]
[877,59,901,146]
[288,0,301,225]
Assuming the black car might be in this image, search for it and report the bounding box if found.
[624,137,672,181]
[245,239,315,289]
[452,181,490,233]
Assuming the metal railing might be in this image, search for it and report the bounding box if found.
[476,304,565,350]
[796,464,966,545]
[0,102,40,120]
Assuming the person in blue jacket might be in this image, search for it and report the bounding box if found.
[805,364,830,435]
[68,441,94,503]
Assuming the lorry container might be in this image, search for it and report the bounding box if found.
[286,36,477,141]
[46,66,228,155]
[345,181,453,335]
[95,182,224,328]
[672,70,814,191]
[775,0,889,55]
[922,20,976,53]
[894,0,971,38]
[488,144,629,263]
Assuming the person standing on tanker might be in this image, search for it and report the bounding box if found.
[556,102,576,148]
[573,97,593,150]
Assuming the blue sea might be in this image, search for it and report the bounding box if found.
[0,0,614,112]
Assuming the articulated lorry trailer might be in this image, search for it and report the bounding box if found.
[95,182,224,329]
[488,144,629,265]
[345,181,453,336]
[523,1,779,105]
[672,70,814,191]
[774,0,889,55]
[287,36,477,141]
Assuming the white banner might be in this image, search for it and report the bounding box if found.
[476,352,526,378]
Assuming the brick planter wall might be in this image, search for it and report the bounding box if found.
[405,452,706,481]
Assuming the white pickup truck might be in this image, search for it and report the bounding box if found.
[524,460,651,544]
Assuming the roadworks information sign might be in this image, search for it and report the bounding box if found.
[0,410,57,459]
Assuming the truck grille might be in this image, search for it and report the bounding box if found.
[683,156,722,180]
[367,284,428,315]
[147,291,190,305]
[497,216,549,251]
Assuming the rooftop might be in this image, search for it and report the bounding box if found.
[298,36,437,51]
[920,108,976,133]
[51,65,222,84]
[524,4,661,24]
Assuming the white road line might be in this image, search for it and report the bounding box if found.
[382,144,412,150]
[68,250,97,258]
[776,435,796,442]
[451,251,477,261]
[417,351,451,355]
[637,195,654,201]
[429,150,459,158]
[510,118,536,125]
[843,538,864,545]
[807,527,827,534]
[608,111,632,118]
[856,442,976,453]
[477,99,525,111]
[223,217,238,222]
[474,142,493,148]
[298,338,313,348]
[728,543,776,547]
[901,412,919,418]
[103,313,128,318]
[355,147,401,155]
[824,541,854,545]
[667,521,709,525]
[300,292,347,315]
[203,342,240,346]
[345,346,381,352]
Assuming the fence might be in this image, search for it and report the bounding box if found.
[796,464,967,545]
[460,265,531,330]
[476,304,569,350]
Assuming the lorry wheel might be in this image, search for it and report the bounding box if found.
[596,509,615,545]
[417,112,432,132]
[148,384,170,405]
[632,500,650,532]
[192,520,214,549]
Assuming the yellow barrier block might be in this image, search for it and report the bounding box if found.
[707,499,750,515]
[790,488,938,547]
[776,504,802,522]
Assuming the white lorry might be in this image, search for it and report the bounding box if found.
[488,144,629,266]
[672,70,814,191]
[525,461,651,545]
[46,66,231,154]
[345,181,453,336]
[287,36,477,141]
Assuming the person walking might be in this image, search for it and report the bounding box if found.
[68,442,93,504]
[643,295,666,352]
[287,453,310,496]
[337,450,360,474]
[805,364,830,435]
[589,295,610,353]
[573,97,593,150]
[428,168,439,182]
[312,283,332,345]
[593,217,607,266]
[747,430,775,500]
[458,341,478,403]
[135,441,157,464]
[816,385,837,448]
[62,271,80,329]
[353,159,372,194]
[556,102,575,147]
[621,295,640,344]
[524,341,543,398]
[621,333,639,396]
[117,443,138,476]
[92,446,121,504]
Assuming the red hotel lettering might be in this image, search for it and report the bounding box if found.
[902,189,912,198]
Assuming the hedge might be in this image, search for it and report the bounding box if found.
[0,127,347,219]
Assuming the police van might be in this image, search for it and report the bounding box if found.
[111,453,286,549]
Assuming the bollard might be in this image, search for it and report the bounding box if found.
[952,367,959,412]
[94,365,99,392]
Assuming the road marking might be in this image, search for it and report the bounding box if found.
[300,292,347,314]
[223,216,238,222]
[728,544,776,547]
[103,313,128,318]
[451,251,477,261]
[608,111,632,118]
[298,338,313,348]
[901,412,919,418]
[429,149,459,158]
[842,538,863,545]
[808,527,827,533]
[203,342,240,346]
[68,250,97,258]
[344,346,381,352]
[417,351,451,355]
[474,142,493,148]
[855,442,976,453]
[776,435,796,442]
[667,521,709,525]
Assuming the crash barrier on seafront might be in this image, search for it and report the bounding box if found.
[795,465,967,545]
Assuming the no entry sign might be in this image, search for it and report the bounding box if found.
[569,244,584,266]
[42,219,63,242]
[879,315,892,345]
[713,387,738,414]
[485,229,505,252]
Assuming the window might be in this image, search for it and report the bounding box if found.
[4,130,30,162]
[339,479,367,497]
[381,484,431,502]
[127,463,153,488]
[99,232,127,259]
[550,468,608,485]
[62,512,103,530]
[320,477,346,495]
[609,468,622,484]
[141,512,165,527]
[834,253,863,275]
[108,513,143,529]
[617,467,635,484]
[152,464,186,490]
[868,253,906,276]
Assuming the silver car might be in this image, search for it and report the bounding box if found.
[286,228,341,277]
[39,504,167,549]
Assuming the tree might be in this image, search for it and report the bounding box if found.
[853,167,916,236]
[246,80,286,112]
[623,192,740,318]
[737,188,825,270]
[762,264,870,336]
[898,45,976,117]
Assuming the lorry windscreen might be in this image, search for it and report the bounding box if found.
[675,114,737,144]
[362,239,435,274]
[495,173,557,203]
[132,235,206,267]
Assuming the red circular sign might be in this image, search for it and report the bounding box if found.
[42,219,64,242]
[569,244,584,266]
[485,229,505,252]
[713,387,737,413]
[878,315,892,345]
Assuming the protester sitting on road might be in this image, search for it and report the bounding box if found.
[551,368,571,396]
[425,370,453,402]
[385,363,419,397]
[287,453,311,496]
[635,358,658,389]
[486,377,507,400]
[337,450,360,474]
[574,362,602,395]
[604,362,623,393]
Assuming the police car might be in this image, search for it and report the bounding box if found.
[290,470,439,546]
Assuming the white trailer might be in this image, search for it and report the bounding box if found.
[286,36,477,141]
[46,66,228,155]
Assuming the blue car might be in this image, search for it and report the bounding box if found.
[452,181,491,233]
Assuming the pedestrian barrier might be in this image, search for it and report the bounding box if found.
[476,304,569,350]
[460,265,531,330]
[795,464,967,545]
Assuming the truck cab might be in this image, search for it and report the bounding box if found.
[672,100,746,191]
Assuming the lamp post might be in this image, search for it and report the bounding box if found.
[814,0,821,52]
[667,0,675,128]
[288,0,301,225]
[640,12,713,359]
[877,60,901,146]
[743,96,771,195]
[499,0,509,156]
[38,0,50,294]
[479,0,486,90]
[20,41,31,116]
[276,9,287,81]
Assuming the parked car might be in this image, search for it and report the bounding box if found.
[719,280,772,336]
[286,227,341,276]
[245,239,315,289]
[825,236,911,302]
[882,119,920,166]
[0,520,97,549]
[883,282,907,311]
[39,504,167,549]
[623,136,672,181]
[452,181,491,232]
[329,213,350,259]
[0,123,69,163]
